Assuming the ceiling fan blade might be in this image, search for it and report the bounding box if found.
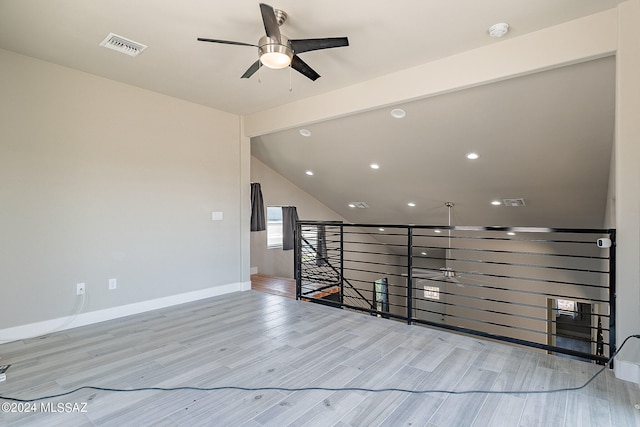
[197,38,257,47]
[409,268,441,279]
[291,55,320,81]
[260,3,281,43]
[412,268,441,275]
[448,277,465,287]
[290,37,349,54]
[241,60,261,79]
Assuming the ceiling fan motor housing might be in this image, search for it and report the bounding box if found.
[441,268,456,278]
[258,35,293,69]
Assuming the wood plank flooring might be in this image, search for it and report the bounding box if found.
[251,274,296,299]
[0,290,639,426]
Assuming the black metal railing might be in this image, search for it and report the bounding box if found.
[296,224,373,311]
[295,221,615,364]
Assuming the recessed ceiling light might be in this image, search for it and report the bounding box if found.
[488,22,510,38]
[348,203,356,208]
[465,152,480,160]
[370,163,380,169]
[299,129,311,137]
[507,232,516,236]
[305,170,314,176]
[407,202,416,207]
[391,108,406,119]
[434,229,442,233]
[421,251,427,256]
[491,200,501,206]
[379,228,385,232]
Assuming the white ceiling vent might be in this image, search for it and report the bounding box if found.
[503,198,526,207]
[349,202,369,209]
[99,33,147,57]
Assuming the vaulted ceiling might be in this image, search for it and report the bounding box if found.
[0,0,620,228]
[252,57,615,228]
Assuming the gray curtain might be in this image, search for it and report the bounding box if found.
[250,183,266,232]
[316,225,328,266]
[282,206,298,251]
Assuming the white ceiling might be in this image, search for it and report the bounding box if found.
[0,0,620,228]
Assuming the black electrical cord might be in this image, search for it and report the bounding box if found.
[1,335,638,403]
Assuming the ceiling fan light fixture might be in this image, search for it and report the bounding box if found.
[258,35,293,69]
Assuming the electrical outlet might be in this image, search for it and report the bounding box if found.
[108,278,117,290]
[76,283,85,295]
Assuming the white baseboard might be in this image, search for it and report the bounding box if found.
[0,282,247,344]
[615,359,640,384]
[240,280,252,291]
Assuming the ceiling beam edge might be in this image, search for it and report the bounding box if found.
[242,8,617,137]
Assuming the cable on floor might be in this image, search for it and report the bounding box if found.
[0,293,86,344]
[0,335,638,403]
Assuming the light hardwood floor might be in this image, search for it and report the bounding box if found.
[0,290,639,426]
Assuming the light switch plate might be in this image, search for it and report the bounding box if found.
[212,212,223,221]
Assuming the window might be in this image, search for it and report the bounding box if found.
[423,285,440,300]
[557,299,577,317]
[266,206,283,248]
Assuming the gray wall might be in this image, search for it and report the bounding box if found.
[0,50,243,330]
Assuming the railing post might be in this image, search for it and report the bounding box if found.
[340,224,345,305]
[608,229,616,364]
[407,226,413,325]
[295,221,301,300]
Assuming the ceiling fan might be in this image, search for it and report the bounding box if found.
[197,3,349,81]
[413,202,465,286]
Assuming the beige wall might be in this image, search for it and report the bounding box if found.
[0,50,243,330]
[614,0,640,379]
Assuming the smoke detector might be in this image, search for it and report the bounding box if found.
[99,33,147,57]
[488,23,510,38]
[503,198,526,207]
